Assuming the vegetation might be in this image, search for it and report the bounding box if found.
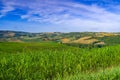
[0,31,120,80]
[59,66,120,80]
[0,31,120,46]
[1,42,120,80]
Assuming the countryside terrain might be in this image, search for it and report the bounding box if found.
[0,31,120,45]
[1,31,120,80]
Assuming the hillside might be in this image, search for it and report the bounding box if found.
[0,31,120,46]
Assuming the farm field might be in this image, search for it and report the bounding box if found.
[1,42,120,80]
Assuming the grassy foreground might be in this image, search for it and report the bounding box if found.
[0,42,120,80]
[59,66,120,80]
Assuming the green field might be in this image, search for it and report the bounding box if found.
[0,42,120,80]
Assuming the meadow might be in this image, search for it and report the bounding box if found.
[0,42,120,80]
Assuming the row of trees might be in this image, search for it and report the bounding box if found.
[63,43,105,49]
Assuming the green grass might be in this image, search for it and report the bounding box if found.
[0,42,120,80]
[59,66,120,80]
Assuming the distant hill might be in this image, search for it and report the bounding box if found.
[0,30,120,46]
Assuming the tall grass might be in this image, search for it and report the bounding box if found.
[59,66,120,80]
[0,42,120,80]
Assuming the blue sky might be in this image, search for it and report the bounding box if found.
[0,0,120,32]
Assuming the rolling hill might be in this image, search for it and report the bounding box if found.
[0,30,120,46]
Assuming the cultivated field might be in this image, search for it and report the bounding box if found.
[0,42,120,80]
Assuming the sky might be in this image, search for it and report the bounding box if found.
[0,0,120,32]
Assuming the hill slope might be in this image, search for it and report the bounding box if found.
[0,30,120,46]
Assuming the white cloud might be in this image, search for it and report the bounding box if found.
[0,1,15,17]
[1,0,120,32]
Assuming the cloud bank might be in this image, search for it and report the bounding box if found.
[0,0,120,32]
